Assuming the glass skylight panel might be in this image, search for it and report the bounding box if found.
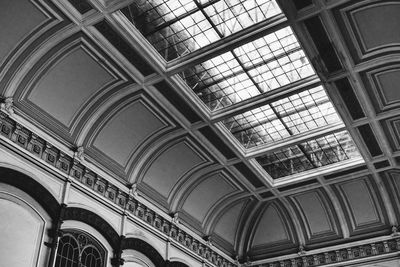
[256,145,314,178]
[223,105,291,148]
[121,0,282,60]
[204,0,282,36]
[247,50,314,92]
[233,27,301,68]
[180,27,314,110]
[222,86,341,149]
[138,0,199,27]
[256,131,361,179]
[302,131,359,167]
[272,86,340,135]
[180,52,260,110]
[147,11,219,59]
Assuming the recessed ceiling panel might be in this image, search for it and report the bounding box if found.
[352,3,400,52]
[182,173,236,222]
[142,140,207,198]
[294,191,333,236]
[28,48,114,126]
[362,67,400,113]
[334,1,400,62]
[0,0,47,63]
[92,100,167,167]
[252,204,290,247]
[213,201,245,245]
[337,179,381,229]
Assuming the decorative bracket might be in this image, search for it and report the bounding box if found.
[0,97,14,116]
[73,146,84,161]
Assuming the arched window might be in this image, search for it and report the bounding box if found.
[55,235,79,267]
[55,230,106,267]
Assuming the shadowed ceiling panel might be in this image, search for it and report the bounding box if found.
[294,192,332,235]
[352,3,400,52]
[338,180,380,227]
[143,141,206,198]
[182,173,236,223]
[374,69,400,107]
[361,66,400,114]
[213,201,245,245]
[93,100,166,167]
[0,1,46,63]
[28,48,114,126]
[252,204,289,247]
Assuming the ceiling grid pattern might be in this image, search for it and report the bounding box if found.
[1,0,400,265]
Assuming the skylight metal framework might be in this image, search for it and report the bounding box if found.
[256,131,360,179]
[223,86,341,149]
[118,0,364,182]
[121,0,282,60]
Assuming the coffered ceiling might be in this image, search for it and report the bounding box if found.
[1,0,400,264]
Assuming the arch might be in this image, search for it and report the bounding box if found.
[63,207,120,250]
[168,261,189,267]
[246,201,297,250]
[121,238,165,267]
[237,200,299,259]
[0,166,60,219]
[122,250,156,267]
[0,184,52,267]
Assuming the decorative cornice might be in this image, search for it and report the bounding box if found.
[1,111,400,267]
[252,237,400,267]
[0,111,235,267]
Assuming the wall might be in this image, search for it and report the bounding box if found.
[0,141,201,267]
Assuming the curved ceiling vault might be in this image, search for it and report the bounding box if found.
[2,0,400,263]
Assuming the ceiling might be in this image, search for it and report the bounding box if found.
[1,0,400,263]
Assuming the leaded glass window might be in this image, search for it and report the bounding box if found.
[55,230,106,267]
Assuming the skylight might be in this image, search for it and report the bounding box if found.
[256,131,361,179]
[121,0,282,60]
[117,0,364,181]
[179,27,314,111]
[222,86,341,149]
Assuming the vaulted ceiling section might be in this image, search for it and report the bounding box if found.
[2,0,400,264]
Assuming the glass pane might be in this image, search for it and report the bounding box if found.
[180,51,260,110]
[233,27,301,69]
[222,86,341,149]
[204,0,281,36]
[247,49,314,92]
[256,145,314,178]
[223,105,291,148]
[147,11,219,59]
[121,0,282,60]
[256,131,360,179]
[302,131,360,167]
[272,86,341,134]
[180,27,314,110]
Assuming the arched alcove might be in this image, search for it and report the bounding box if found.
[63,207,120,251]
[122,250,156,267]
[122,238,165,267]
[0,166,60,219]
[0,183,53,267]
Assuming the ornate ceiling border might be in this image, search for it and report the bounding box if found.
[0,110,235,267]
